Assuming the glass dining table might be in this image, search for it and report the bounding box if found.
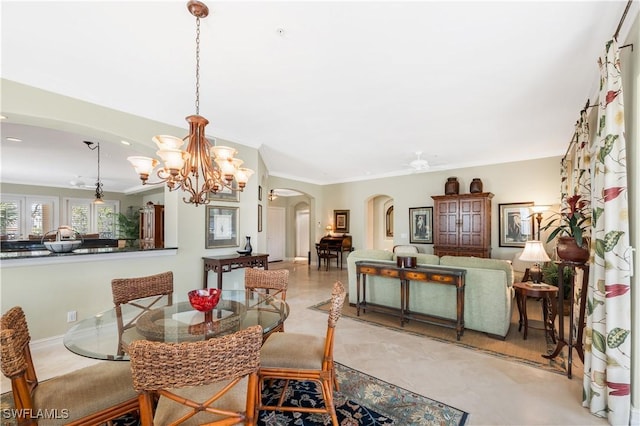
[63,290,289,361]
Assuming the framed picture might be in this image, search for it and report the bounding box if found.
[208,183,240,202]
[409,207,433,244]
[258,204,263,232]
[205,206,239,248]
[499,202,534,247]
[258,185,262,201]
[333,210,350,233]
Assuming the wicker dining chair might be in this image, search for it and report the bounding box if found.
[244,268,289,339]
[128,325,263,426]
[257,281,347,426]
[111,270,173,355]
[0,306,139,426]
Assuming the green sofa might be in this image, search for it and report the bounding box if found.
[346,249,515,338]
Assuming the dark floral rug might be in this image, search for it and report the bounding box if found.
[258,362,469,425]
[1,363,468,425]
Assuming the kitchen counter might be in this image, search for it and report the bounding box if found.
[0,245,178,266]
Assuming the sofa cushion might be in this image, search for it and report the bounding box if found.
[349,249,394,262]
[440,256,514,286]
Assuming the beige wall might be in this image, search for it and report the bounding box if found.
[315,156,561,261]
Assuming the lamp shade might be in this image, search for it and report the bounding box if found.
[530,205,551,214]
[519,240,551,263]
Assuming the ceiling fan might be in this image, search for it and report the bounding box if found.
[402,151,447,173]
[407,151,430,171]
[69,177,94,189]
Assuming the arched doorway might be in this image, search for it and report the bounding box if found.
[366,194,394,251]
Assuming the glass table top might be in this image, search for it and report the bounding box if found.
[63,290,288,361]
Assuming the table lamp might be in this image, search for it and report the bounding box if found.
[325,225,333,236]
[519,240,551,284]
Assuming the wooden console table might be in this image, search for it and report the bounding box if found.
[542,261,589,378]
[355,261,466,340]
[202,253,269,289]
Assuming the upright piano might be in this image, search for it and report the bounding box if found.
[318,234,353,269]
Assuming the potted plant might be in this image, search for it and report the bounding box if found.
[540,194,590,263]
[111,210,140,247]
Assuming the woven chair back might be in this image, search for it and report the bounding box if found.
[111,271,174,355]
[244,268,289,300]
[328,281,347,328]
[0,307,35,383]
[128,325,262,425]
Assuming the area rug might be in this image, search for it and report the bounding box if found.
[311,297,571,376]
[0,363,468,426]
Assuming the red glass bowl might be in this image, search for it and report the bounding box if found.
[188,288,221,312]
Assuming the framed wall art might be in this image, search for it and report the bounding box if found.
[208,183,240,202]
[205,206,239,248]
[499,202,534,247]
[258,204,263,232]
[409,207,433,244]
[258,185,262,201]
[333,210,350,233]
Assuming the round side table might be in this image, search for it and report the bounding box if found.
[513,282,558,341]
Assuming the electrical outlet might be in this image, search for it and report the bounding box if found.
[67,310,77,322]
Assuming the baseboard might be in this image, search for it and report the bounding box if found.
[30,334,64,351]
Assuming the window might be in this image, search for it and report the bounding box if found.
[0,195,58,239]
[64,198,119,238]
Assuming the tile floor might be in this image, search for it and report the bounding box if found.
[1,259,607,425]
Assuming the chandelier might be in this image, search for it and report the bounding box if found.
[84,141,104,204]
[127,0,253,206]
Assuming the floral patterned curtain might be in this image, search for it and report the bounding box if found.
[582,38,631,425]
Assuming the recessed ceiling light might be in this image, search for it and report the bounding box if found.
[5,137,22,142]
[120,140,131,146]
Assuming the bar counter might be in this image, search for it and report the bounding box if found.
[0,244,178,266]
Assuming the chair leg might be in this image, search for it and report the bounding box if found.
[321,378,338,426]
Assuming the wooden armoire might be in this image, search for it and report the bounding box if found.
[431,192,493,258]
[139,202,164,249]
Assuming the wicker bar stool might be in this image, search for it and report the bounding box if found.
[257,281,347,426]
[111,270,173,355]
[128,325,263,425]
[1,306,139,425]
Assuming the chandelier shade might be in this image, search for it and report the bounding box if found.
[127,1,253,206]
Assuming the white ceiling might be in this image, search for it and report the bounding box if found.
[1,1,637,193]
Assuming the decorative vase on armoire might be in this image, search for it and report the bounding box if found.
[445,177,459,195]
[470,178,483,193]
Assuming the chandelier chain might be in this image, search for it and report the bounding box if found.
[195,16,201,115]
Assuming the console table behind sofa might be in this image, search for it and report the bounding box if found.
[355,260,466,340]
